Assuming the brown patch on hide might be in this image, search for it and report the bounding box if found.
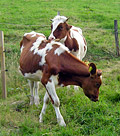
[72,29,79,32]
[84,46,86,52]
[20,47,42,75]
[64,32,79,51]
[83,37,87,45]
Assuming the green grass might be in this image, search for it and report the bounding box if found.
[0,0,120,135]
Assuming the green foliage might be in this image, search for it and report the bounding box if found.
[0,0,120,135]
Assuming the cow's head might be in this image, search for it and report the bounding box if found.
[82,63,102,102]
[49,15,72,40]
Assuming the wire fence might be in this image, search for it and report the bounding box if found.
[1,22,120,33]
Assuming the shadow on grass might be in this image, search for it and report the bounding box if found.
[106,93,120,103]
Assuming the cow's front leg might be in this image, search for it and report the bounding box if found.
[34,81,40,106]
[39,91,49,123]
[53,105,66,126]
[45,76,66,126]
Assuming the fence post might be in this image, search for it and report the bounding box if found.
[0,31,7,99]
[114,20,119,56]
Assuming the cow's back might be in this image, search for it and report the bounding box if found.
[70,26,87,60]
[19,32,46,76]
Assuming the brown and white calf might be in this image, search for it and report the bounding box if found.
[19,31,102,126]
[20,31,47,106]
[49,15,87,60]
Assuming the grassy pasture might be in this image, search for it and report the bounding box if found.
[0,0,120,135]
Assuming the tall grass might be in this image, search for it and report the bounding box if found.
[0,0,120,135]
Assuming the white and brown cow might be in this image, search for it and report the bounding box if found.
[49,15,87,60]
[19,31,102,126]
[20,31,47,106]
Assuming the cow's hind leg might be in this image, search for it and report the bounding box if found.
[28,80,34,105]
[39,92,49,123]
[34,81,40,106]
[67,85,79,91]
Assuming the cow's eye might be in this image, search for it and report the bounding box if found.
[96,83,100,88]
[58,26,63,31]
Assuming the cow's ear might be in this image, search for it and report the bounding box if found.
[66,17,69,22]
[89,63,96,75]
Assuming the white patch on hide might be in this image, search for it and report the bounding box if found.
[54,47,66,56]
[54,42,69,56]
[69,26,87,60]
[37,43,53,66]
[24,70,43,81]
[20,45,24,53]
[30,36,46,53]
[71,26,82,36]
[24,31,46,38]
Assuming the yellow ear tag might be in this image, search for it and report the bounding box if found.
[89,66,93,72]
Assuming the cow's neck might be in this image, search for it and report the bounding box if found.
[59,52,90,77]
[58,71,88,87]
[64,31,79,52]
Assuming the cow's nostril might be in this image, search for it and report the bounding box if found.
[92,95,98,99]
[49,37,55,40]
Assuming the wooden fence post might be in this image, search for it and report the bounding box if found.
[0,31,7,99]
[114,20,119,56]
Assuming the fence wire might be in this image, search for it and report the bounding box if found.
[1,22,120,33]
